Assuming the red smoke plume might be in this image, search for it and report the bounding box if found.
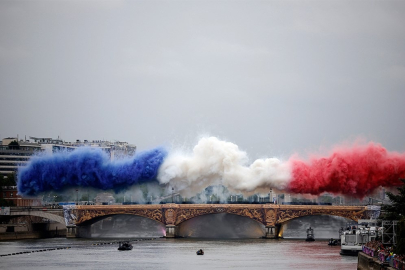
[288,143,405,198]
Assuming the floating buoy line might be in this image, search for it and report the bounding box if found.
[0,247,71,257]
[0,238,157,257]
[92,238,156,246]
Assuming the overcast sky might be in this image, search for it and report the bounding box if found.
[1,0,404,160]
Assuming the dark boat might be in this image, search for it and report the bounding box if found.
[196,249,204,255]
[118,242,133,251]
[305,227,315,241]
[328,238,339,246]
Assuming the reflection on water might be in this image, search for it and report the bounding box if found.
[0,238,357,270]
[91,215,165,238]
[0,214,358,269]
[178,213,265,238]
[282,215,351,239]
[89,214,350,240]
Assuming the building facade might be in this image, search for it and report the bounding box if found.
[0,135,136,206]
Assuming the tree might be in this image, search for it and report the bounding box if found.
[382,179,405,254]
[8,140,20,150]
[382,179,405,220]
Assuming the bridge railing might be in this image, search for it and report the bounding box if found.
[10,206,63,212]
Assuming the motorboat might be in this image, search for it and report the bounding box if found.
[305,227,315,241]
[340,219,380,256]
[196,249,204,255]
[118,242,133,251]
[328,238,340,246]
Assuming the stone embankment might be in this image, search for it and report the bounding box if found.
[358,252,396,270]
[0,230,66,240]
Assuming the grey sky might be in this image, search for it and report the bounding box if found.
[1,0,404,160]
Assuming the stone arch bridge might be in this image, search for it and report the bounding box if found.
[64,204,379,238]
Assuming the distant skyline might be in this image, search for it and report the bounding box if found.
[1,0,405,161]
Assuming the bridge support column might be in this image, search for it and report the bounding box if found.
[66,225,91,238]
[264,225,280,239]
[66,225,77,238]
[165,225,178,238]
[76,225,92,238]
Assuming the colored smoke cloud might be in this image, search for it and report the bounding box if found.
[288,143,405,198]
[157,137,291,197]
[17,136,405,199]
[17,147,167,196]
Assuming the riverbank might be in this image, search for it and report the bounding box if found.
[0,230,66,241]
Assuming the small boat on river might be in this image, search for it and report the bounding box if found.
[118,242,133,251]
[196,249,204,255]
[328,238,339,246]
[305,227,315,241]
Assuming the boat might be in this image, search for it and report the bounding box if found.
[328,238,340,246]
[118,242,133,251]
[196,249,204,255]
[340,219,380,256]
[305,227,315,241]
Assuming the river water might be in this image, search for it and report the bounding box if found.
[0,214,358,269]
[0,238,357,270]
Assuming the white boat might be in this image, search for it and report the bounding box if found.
[340,219,380,256]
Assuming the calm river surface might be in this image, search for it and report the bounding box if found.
[0,238,357,270]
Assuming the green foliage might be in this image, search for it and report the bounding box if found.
[381,179,405,252]
[382,179,405,220]
[8,140,20,150]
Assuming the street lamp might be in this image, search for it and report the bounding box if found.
[172,187,174,203]
[270,189,273,203]
[76,189,79,205]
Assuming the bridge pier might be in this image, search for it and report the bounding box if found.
[66,225,91,238]
[77,225,92,238]
[165,225,178,238]
[264,225,280,239]
[66,225,77,238]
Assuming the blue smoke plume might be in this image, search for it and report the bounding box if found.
[17,147,168,196]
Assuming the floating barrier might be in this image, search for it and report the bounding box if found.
[0,247,72,257]
[0,238,157,257]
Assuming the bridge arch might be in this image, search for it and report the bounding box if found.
[11,210,65,224]
[173,206,266,226]
[176,212,265,238]
[76,212,165,226]
[67,205,164,226]
[275,206,368,225]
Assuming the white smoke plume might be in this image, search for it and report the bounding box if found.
[157,137,291,197]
